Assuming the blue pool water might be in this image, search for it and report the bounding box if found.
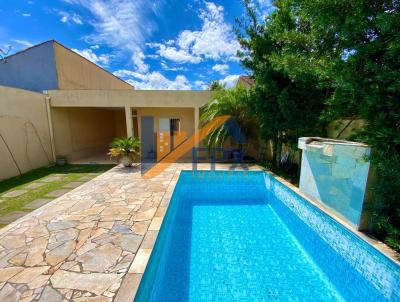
[135,171,400,302]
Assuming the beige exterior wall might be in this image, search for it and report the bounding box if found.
[48,90,213,108]
[136,107,195,138]
[53,43,133,90]
[114,110,127,138]
[0,86,53,180]
[136,107,195,160]
[51,107,126,161]
[327,119,365,140]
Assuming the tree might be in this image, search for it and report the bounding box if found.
[208,80,225,91]
[200,86,258,150]
[238,0,400,251]
[236,0,326,168]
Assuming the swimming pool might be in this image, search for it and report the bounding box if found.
[135,171,400,301]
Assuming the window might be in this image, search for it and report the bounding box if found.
[170,118,180,134]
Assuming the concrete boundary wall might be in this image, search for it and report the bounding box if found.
[0,86,53,181]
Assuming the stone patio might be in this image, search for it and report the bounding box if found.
[0,163,259,301]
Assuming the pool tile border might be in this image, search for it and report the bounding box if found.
[266,171,400,265]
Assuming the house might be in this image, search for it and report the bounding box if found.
[0,40,133,92]
[236,75,254,89]
[0,41,213,180]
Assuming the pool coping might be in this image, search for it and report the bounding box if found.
[120,166,399,302]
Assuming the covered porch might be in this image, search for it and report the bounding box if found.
[51,106,126,164]
[48,90,211,164]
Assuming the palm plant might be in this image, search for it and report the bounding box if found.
[108,137,141,167]
[200,85,258,150]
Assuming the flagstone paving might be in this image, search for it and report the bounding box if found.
[77,176,95,182]
[40,176,64,183]
[45,189,71,198]
[0,163,259,301]
[23,183,46,190]
[2,190,28,198]
[25,199,52,210]
[0,211,28,224]
[63,182,84,189]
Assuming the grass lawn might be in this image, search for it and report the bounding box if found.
[0,164,115,226]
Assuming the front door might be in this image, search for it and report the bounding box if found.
[140,116,155,161]
[157,118,171,160]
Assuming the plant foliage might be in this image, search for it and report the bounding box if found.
[200,86,258,149]
[236,0,327,167]
[108,137,141,159]
[237,0,400,251]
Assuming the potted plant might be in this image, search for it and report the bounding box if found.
[55,155,67,166]
[108,137,141,167]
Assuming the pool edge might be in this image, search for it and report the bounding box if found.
[120,167,399,302]
[265,170,400,266]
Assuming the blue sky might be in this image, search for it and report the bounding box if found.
[1,0,273,90]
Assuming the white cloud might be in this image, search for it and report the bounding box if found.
[71,14,83,24]
[131,51,148,74]
[65,0,165,73]
[22,13,31,17]
[11,39,33,48]
[158,45,201,64]
[146,54,159,59]
[212,63,229,75]
[113,69,140,78]
[147,42,200,64]
[194,80,207,90]
[113,69,191,90]
[219,74,240,88]
[181,2,241,60]
[72,48,111,66]
[160,62,186,71]
[57,10,83,24]
[255,0,275,19]
[148,2,241,64]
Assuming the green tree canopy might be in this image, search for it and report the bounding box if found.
[236,0,326,167]
[238,0,400,250]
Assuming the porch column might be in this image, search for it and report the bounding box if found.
[125,106,133,137]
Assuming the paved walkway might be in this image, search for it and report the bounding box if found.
[0,163,259,301]
[0,169,108,227]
